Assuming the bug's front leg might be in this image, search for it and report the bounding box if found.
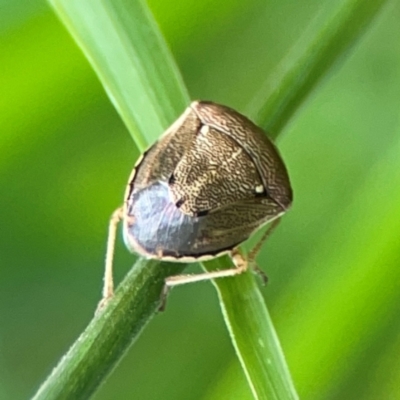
[96,206,124,314]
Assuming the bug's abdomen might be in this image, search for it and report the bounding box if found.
[124,182,200,258]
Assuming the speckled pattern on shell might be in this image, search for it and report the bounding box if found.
[123,101,292,259]
[170,125,263,216]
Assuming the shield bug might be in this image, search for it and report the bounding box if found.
[100,101,292,309]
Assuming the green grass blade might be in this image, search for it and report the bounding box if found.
[204,257,298,400]
[49,0,189,148]
[247,0,389,135]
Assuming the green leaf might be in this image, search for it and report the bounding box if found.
[204,257,298,400]
[50,0,190,148]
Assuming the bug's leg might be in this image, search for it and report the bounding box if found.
[96,206,124,313]
[159,248,247,311]
[248,218,281,285]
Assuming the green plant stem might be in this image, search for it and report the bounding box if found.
[33,0,389,398]
[33,259,183,400]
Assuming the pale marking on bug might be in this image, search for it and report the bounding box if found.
[255,184,264,193]
[200,125,210,135]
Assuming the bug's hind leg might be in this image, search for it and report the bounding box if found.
[159,248,248,311]
[248,217,281,285]
[159,218,282,311]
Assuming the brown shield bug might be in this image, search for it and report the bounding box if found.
[100,101,292,309]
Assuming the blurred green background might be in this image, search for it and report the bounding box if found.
[1,0,400,399]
